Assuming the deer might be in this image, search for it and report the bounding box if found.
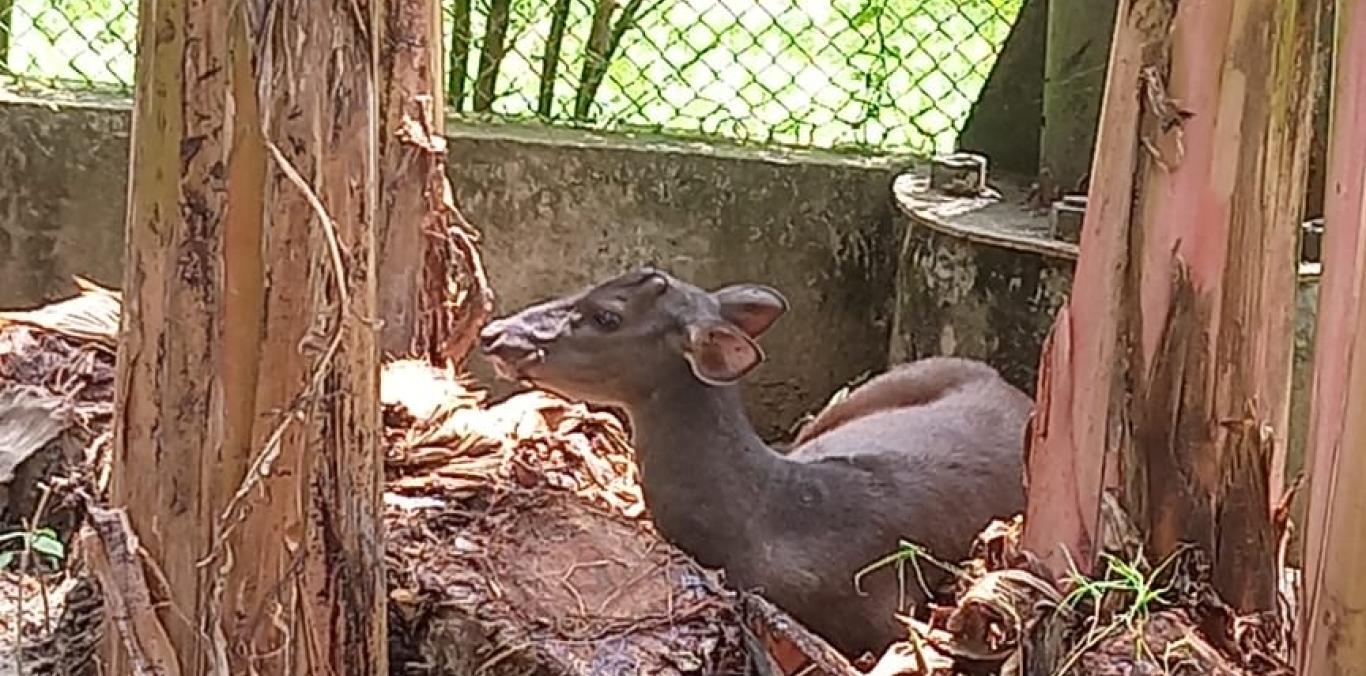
[478,266,1032,658]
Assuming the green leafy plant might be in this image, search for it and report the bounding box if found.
[1060,549,1177,627]
[1052,546,1186,673]
[0,526,66,571]
[853,538,966,614]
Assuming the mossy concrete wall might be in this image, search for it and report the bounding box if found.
[0,94,903,440]
[890,223,1073,395]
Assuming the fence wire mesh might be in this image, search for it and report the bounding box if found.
[0,0,1023,153]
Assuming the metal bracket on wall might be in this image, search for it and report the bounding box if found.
[1049,193,1087,244]
[930,152,991,197]
[1300,217,1323,264]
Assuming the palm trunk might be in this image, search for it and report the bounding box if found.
[377,0,492,365]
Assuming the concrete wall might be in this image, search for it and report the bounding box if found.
[0,94,905,440]
[0,97,129,300]
[0,92,1326,455]
[890,222,1073,396]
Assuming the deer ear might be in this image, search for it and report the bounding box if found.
[711,284,788,338]
[683,322,765,386]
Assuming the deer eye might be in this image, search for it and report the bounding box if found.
[593,310,622,331]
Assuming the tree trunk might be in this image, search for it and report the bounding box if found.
[0,0,13,69]
[573,0,647,121]
[1299,1,1366,671]
[99,0,386,673]
[538,0,574,118]
[1022,0,1325,615]
[377,0,492,365]
[448,0,473,112]
[472,0,511,112]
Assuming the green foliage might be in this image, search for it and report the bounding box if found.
[853,538,967,613]
[1053,546,1185,672]
[1061,549,1175,627]
[0,527,67,571]
[2,0,1023,153]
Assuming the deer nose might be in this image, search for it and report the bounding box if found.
[479,319,535,359]
[478,319,509,353]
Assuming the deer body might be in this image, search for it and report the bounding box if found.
[479,268,1031,658]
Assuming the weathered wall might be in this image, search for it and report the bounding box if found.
[0,98,129,300]
[0,93,1324,456]
[0,95,903,439]
[446,124,904,437]
[956,0,1046,178]
[1040,0,1117,191]
[893,219,1319,408]
[889,223,1073,395]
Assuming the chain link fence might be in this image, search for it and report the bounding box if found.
[1,0,1023,153]
[0,0,136,93]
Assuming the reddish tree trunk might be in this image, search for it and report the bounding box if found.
[1023,0,1325,615]
[1299,1,1366,671]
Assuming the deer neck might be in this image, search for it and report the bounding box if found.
[626,375,786,563]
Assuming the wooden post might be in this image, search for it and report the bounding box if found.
[100,0,386,672]
[1023,0,1324,615]
[1299,1,1366,671]
[1039,0,1118,190]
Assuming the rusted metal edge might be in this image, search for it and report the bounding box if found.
[894,173,1329,283]
[891,173,1082,262]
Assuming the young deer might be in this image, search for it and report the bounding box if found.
[479,267,1032,658]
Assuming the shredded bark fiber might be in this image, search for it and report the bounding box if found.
[0,281,859,676]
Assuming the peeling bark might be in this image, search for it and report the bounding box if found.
[1024,0,1325,616]
[377,0,493,366]
[105,0,385,673]
[1299,1,1366,672]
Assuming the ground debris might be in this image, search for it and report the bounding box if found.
[0,278,116,544]
[385,489,750,674]
[382,357,645,520]
[865,512,1297,676]
[380,361,750,674]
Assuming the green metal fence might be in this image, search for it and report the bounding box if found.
[1,0,1023,153]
